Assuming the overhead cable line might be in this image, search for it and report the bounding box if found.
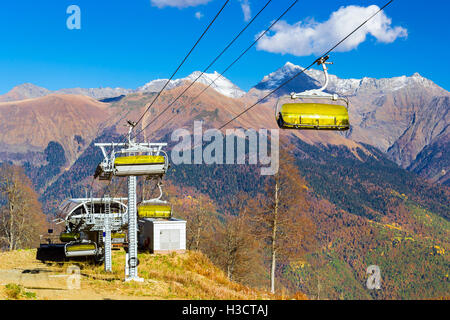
[132,0,274,139]
[92,0,230,198]
[88,1,232,205]
[218,0,394,130]
[138,0,300,138]
[87,107,132,197]
[133,0,231,128]
[185,0,300,110]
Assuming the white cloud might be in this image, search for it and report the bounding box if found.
[151,0,212,9]
[240,0,251,22]
[195,11,204,19]
[256,5,407,56]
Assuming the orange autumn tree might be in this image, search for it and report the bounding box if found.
[165,182,264,286]
[250,150,316,293]
[210,195,264,285]
[0,164,46,251]
[166,183,218,251]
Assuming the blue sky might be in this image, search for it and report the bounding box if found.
[0,0,448,94]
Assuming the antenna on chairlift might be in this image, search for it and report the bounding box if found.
[126,120,137,145]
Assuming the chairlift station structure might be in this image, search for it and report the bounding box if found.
[39,123,185,282]
[93,123,172,281]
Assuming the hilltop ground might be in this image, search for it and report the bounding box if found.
[0,249,287,300]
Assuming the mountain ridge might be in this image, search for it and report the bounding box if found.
[0,71,246,102]
[0,62,448,187]
[0,94,110,166]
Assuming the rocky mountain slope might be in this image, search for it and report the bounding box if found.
[0,83,51,102]
[408,128,449,185]
[0,94,110,166]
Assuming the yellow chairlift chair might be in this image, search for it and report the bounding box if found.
[275,56,350,131]
[94,120,169,180]
[137,179,172,219]
[113,154,167,177]
[138,203,172,219]
[64,241,97,257]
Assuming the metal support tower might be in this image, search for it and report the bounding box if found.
[125,175,143,282]
[104,196,112,273]
[94,122,167,282]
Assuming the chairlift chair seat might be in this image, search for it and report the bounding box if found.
[277,103,349,130]
[114,155,167,176]
[138,204,172,219]
[64,242,97,257]
[60,232,80,243]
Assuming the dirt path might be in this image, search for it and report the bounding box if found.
[0,250,149,300]
[0,265,162,300]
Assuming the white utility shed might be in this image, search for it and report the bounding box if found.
[139,218,186,254]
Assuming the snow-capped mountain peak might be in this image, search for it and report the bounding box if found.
[258,62,306,90]
[136,79,179,93]
[185,71,246,98]
[254,61,442,97]
[137,71,245,98]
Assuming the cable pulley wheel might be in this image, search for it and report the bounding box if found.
[128,256,140,268]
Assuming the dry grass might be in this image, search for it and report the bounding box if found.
[0,249,39,269]
[0,249,306,300]
[78,250,271,300]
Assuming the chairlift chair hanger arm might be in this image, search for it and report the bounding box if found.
[289,55,347,105]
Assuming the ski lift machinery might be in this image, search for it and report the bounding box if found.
[57,197,128,258]
[275,56,350,131]
[94,121,169,282]
[37,197,128,266]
